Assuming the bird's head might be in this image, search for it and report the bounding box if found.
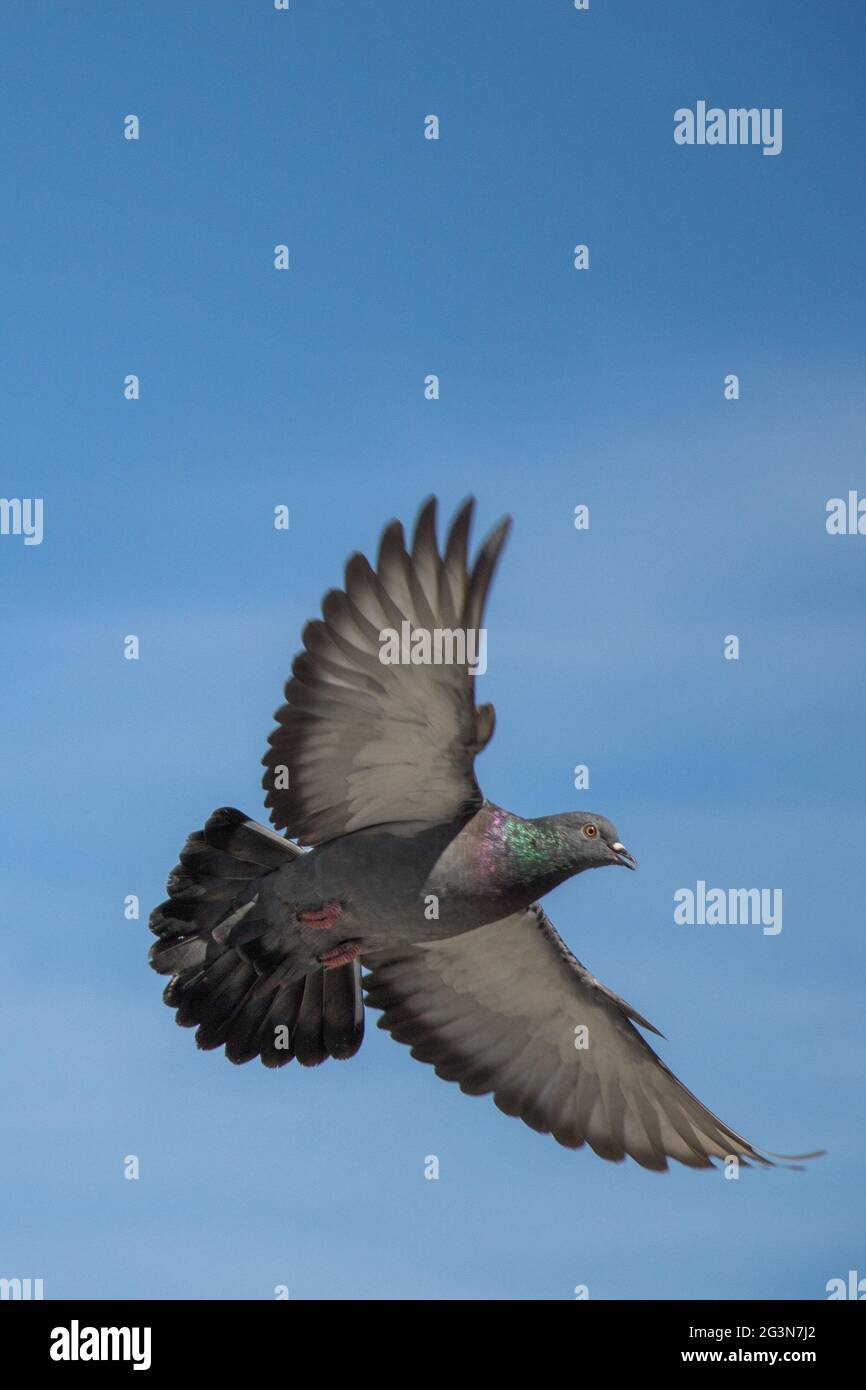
[557,812,637,872]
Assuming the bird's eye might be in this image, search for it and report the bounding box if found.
[582,824,598,838]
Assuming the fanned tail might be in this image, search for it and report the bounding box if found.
[148,807,365,1066]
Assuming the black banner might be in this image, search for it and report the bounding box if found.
[3,1298,861,1374]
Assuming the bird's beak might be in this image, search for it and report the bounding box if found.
[610,841,637,870]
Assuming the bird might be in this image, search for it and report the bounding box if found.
[149,497,820,1172]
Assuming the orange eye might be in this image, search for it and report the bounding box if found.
[582,824,598,838]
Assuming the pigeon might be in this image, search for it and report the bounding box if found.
[149,498,820,1171]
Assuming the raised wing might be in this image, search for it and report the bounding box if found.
[263,498,510,845]
[364,906,818,1170]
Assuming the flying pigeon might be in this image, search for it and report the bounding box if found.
[149,498,819,1171]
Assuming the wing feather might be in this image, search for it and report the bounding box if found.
[364,905,815,1171]
[263,499,511,844]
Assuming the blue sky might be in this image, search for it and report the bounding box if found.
[1,0,864,1299]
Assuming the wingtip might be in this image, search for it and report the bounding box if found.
[377,516,407,568]
[479,512,513,563]
[411,495,439,553]
[446,496,476,543]
[760,1147,827,1165]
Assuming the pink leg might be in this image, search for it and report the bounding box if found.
[320,943,361,970]
[298,900,343,930]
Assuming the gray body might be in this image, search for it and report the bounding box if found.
[260,801,586,960]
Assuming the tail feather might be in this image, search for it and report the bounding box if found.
[148,808,365,1068]
[224,976,299,1065]
[324,958,365,1059]
[200,806,300,867]
[187,957,258,1048]
[259,981,308,1068]
[293,971,327,1066]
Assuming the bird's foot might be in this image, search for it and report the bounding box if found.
[319,941,361,970]
[298,900,343,930]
